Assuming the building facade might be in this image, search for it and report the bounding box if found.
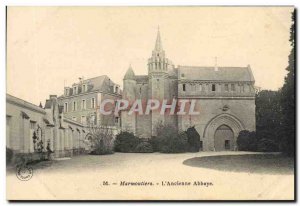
[57,75,122,127]
[122,30,256,151]
[6,94,89,160]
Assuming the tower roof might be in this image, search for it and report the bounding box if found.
[124,65,135,80]
[154,27,163,51]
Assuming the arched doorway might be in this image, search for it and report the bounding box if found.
[214,125,234,151]
[203,113,245,151]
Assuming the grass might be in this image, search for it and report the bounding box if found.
[183,153,294,175]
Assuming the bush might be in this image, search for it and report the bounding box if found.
[186,126,201,152]
[6,147,13,165]
[156,124,189,153]
[257,138,279,152]
[149,136,160,152]
[237,130,257,151]
[135,142,153,153]
[114,132,140,153]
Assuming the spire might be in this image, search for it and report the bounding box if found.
[154,26,163,51]
[124,64,135,80]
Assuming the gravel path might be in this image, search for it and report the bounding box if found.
[7,151,294,200]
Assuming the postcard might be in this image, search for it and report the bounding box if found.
[6,6,295,200]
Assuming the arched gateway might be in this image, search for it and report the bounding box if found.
[203,114,245,151]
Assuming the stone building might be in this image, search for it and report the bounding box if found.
[6,94,88,160]
[57,75,122,127]
[122,29,256,151]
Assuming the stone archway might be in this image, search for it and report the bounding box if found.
[203,114,245,151]
[214,125,234,151]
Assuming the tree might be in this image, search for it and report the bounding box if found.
[186,126,201,152]
[256,90,282,145]
[280,10,295,156]
[88,125,114,155]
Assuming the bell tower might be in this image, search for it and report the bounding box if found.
[148,28,174,135]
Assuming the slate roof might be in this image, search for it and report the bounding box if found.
[83,75,108,92]
[178,66,255,82]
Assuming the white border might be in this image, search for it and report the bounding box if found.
[0,1,298,205]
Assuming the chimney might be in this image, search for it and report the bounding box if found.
[50,95,57,99]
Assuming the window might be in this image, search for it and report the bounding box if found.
[6,116,11,127]
[73,86,77,95]
[82,84,86,92]
[182,84,186,92]
[225,140,230,150]
[64,102,68,112]
[200,141,203,151]
[115,117,119,124]
[30,121,36,130]
[90,115,96,125]
[199,84,202,91]
[212,84,216,92]
[65,88,69,96]
[91,98,95,109]
[72,117,77,121]
[73,101,77,111]
[242,84,245,92]
[81,116,86,125]
[82,99,86,110]
[224,84,229,92]
[181,73,185,77]
[231,84,235,91]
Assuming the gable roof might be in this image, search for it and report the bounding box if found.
[83,75,108,92]
[178,66,255,82]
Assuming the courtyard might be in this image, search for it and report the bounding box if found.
[7,151,294,200]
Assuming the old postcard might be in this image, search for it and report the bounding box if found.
[6,6,295,200]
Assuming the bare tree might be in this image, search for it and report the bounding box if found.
[87,121,115,155]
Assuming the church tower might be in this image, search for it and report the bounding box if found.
[148,28,174,135]
[122,65,137,134]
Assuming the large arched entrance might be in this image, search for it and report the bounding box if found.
[214,125,234,151]
[203,114,245,151]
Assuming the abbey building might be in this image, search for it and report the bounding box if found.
[121,29,256,151]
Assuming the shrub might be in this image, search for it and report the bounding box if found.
[6,147,13,165]
[186,126,201,152]
[237,130,257,151]
[156,124,189,153]
[135,142,154,153]
[114,131,140,153]
[149,136,160,152]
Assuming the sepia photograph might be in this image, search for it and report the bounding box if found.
[5,6,295,201]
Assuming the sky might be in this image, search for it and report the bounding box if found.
[7,7,293,105]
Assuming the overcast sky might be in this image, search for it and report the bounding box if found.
[7,7,293,105]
